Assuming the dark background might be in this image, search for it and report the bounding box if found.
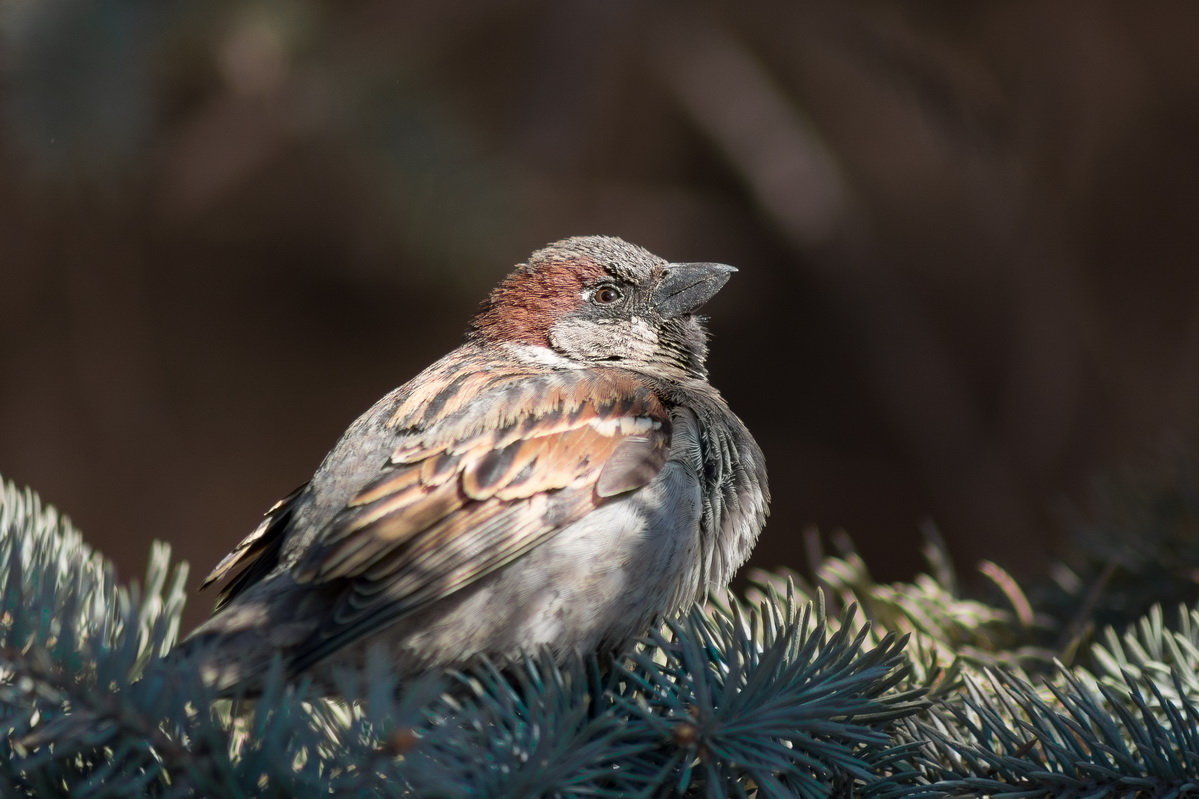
[3,1,1199,630]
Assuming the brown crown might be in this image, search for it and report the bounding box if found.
[471,256,608,346]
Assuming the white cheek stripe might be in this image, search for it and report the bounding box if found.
[501,343,588,369]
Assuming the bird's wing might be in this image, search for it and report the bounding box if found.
[288,369,672,670]
[200,483,307,610]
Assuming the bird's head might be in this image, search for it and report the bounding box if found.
[470,235,735,379]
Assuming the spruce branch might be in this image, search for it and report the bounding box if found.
[6,465,1199,796]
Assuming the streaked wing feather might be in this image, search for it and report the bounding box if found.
[200,483,307,609]
[288,370,671,671]
[597,432,669,497]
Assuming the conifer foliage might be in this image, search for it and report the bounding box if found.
[3,473,1199,797]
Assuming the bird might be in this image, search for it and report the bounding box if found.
[178,235,769,695]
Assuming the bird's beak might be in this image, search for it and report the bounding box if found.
[652,262,738,318]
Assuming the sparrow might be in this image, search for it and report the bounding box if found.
[179,235,769,694]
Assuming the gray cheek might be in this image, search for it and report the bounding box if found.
[549,317,660,361]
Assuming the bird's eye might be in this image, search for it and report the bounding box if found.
[592,285,623,305]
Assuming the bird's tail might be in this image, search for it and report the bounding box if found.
[165,576,318,696]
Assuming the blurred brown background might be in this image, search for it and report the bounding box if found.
[3,1,1199,630]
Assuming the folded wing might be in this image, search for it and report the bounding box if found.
[286,369,673,671]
